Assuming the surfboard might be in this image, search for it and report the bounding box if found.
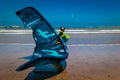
[16,7,69,71]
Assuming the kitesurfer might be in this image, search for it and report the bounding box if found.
[56,26,70,44]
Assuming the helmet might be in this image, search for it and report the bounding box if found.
[60,26,65,31]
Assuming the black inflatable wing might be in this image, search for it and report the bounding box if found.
[16,7,69,71]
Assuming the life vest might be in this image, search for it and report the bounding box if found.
[60,31,70,43]
[62,33,70,39]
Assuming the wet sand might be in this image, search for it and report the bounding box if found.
[0,33,120,80]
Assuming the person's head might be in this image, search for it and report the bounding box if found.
[60,26,65,32]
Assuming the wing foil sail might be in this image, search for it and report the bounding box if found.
[16,7,69,71]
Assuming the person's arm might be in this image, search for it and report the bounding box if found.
[58,31,63,36]
[56,31,63,44]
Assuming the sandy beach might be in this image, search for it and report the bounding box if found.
[0,32,120,80]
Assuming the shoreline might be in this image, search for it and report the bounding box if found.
[0,29,120,34]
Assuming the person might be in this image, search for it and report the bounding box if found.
[56,26,70,44]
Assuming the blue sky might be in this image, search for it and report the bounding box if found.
[0,0,120,28]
